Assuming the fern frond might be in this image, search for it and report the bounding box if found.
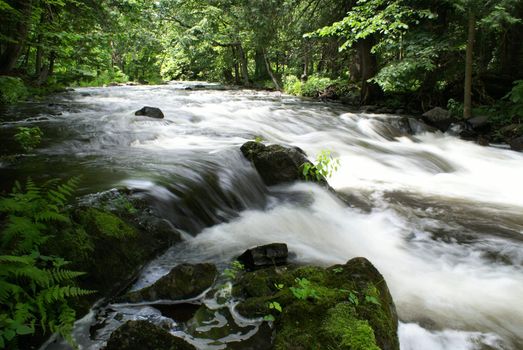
[46,268,86,284]
[34,211,69,223]
[37,285,94,305]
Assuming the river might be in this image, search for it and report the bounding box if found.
[1,82,522,350]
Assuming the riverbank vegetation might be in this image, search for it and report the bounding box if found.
[1,0,522,123]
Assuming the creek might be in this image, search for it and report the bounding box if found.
[1,82,522,350]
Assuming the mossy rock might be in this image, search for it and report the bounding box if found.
[240,141,314,186]
[233,258,399,350]
[123,263,218,302]
[104,320,195,350]
[80,208,137,238]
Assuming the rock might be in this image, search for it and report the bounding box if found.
[499,124,522,140]
[104,320,196,350]
[361,105,378,113]
[421,107,455,131]
[123,263,217,302]
[466,115,490,132]
[232,257,399,350]
[408,118,438,134]
[240,141,313,186]
[134,106,164,119]
[510,136,523,151]
[238,243,288,270]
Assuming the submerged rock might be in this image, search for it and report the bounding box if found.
[421,107,455,131]
[240,141,313,185]
[232,257,399,350]
[408,117,438,134]
[238,243,288,270]
[510,136,523,151]
[134,106,165,119]
[123,263,217,302]
[104,320,195,350]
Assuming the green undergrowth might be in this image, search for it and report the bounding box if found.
[232,260,399,350]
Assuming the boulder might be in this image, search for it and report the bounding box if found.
[238,243,288,270]
[232,257,399,350]
[421,107,455,131]
[466,115,490,132]
[408,118,438,134]
[240,141,313,186]
[123,263,217,302]
[134,106,164,119]
[104,320,195,350]
[509,136,523,151]
[498,124,522,140]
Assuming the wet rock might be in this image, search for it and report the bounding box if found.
[421,107,455,131]
[135,106,164,119]
[238,243,288,270]
[123,263,217,302]
[499,124,522,140]
[408,118,438,134]
[232,257,399,350]
[240,141,313,186]
[104,320,196,350]
[466,115,490,133]
[509,136,523,151]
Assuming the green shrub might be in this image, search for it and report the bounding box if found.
[0,76,28,104]
[283,75,302,95]
[0,178,93,348]
[14,127,43,152]
[301,76,337,97]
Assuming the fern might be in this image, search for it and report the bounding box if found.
[0,177,93,349]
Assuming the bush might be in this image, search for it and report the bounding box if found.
[0,76,28,104]
[75,67,129,87]
[283,75,343,98]
[14,127,43,152]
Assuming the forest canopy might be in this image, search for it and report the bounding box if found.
[0,0,522,114]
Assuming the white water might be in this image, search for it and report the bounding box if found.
[4,82,522,349]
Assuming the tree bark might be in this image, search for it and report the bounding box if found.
[237,44,249,86]
[263,49,281,91]
[358,38,380,105]
[0,0,33,74]
[463,11,475,119]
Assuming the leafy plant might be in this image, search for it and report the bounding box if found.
[301,150,340,181]
[0,177,93,348]
[14,127,43,153]
[223,260,244,280]
[290,278,320,300]
[348,291,360,306]
[0,76,28,105]
[264,301,283,322]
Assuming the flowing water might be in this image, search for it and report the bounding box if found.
[1,82,522,350]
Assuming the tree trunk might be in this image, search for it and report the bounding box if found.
[263,49,281,91]
[237,44,249,86]
[463,11,475,119]
[36,51,55,85]
[0,0,33,74]
[254,49,269,81]
[35,43,43,77]
[358,38,380,105]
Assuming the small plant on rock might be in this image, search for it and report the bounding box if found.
[301,150,340,181]
[223,260,244,280]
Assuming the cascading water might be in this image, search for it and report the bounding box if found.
[1,82,522,350]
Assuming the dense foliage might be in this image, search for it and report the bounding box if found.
[1,0,522,116]
[0,178,93,349]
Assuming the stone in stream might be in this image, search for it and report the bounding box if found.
[104,320,196,350]
[421,107,456,131]
[134,106,164,119]
[122,263,217,302]
[240,141,315,186]
[510,136,523,151]
[237,243,288,270]
[231,257,399,350]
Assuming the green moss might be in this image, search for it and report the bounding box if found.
[323,303,380,350]
[233,258,399,350]
[82,208,137,238]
